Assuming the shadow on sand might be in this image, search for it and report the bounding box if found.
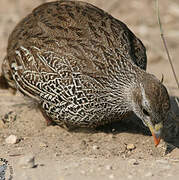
[96,96,179,154]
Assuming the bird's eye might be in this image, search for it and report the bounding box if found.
[142,108,150,116]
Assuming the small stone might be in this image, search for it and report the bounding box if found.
[109,174,114,179]
[111,128,116,132]
[18,154,35,168]
[39,142,48,148]
[128,159,139,165]
[105,165,113,170]
[5,135,18,144]
[126,144,136,150]
[92,145,99,150]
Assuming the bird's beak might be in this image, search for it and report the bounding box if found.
[147,122,163,147]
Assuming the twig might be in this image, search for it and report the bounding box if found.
[176,97,179,107]
[155,0,179,89]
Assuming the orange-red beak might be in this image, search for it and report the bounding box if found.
[152,132,161,147]
[147,122,163,147]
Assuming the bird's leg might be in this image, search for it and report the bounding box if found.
[39,107,56,126]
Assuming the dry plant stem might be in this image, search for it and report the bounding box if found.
[156,0,179,89]
[176,98,179,108]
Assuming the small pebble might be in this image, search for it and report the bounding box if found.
[105,165,113,170]
[5,135,18,144]
[39,142,48,148]
[18,154,35,168]
[126,144,136,150]
[111,128,116,132]
[128,159,139,165]
[92,145,100,150]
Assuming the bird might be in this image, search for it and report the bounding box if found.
[0,0,171,146]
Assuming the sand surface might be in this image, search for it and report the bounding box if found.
[0,0,179,179]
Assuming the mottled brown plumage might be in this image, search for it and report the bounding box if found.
[0,1,170,145]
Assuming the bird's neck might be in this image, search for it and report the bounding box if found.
[111,65,145,113]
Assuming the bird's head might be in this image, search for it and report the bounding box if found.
[131,74,170,146]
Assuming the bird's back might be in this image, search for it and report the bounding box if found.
[3,1,147,127]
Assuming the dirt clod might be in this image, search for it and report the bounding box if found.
[126,144,136,150]
[5,134,19,144]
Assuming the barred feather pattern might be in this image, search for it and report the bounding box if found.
[4,1,147,127]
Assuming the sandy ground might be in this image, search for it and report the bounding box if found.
[0,0,179,179]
